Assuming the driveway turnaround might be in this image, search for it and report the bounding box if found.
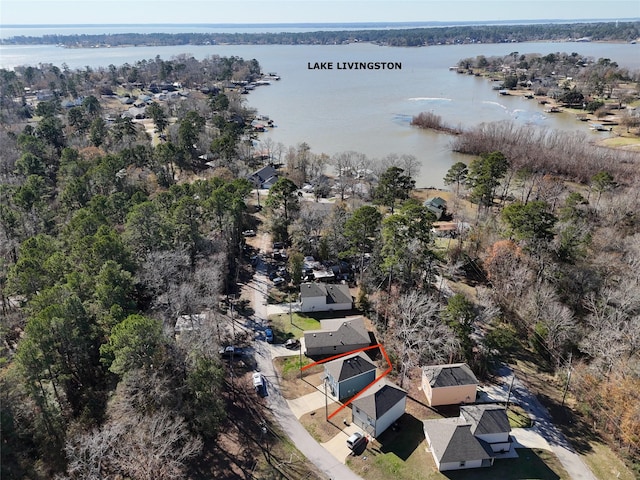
[489,365,597,480]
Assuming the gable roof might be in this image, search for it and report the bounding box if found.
[423,363,478,388]
[304,317,370,350]
[425,196,447,208]
[352,380,406,420]
[324,352,376,382]
[248,165,278,186]
[300,282,351,305]
[460,405,510,436]
[423,418,493,464]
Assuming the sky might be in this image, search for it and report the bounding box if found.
[1,0,639,25]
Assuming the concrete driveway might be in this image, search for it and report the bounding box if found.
[287,389,332,419]
[321,423,366,464]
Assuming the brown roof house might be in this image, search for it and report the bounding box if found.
[324,351,377,401]
[303,317,370,357]
[423,404,513,471]
[422,363,478,406]
[299,282,352,313]
[351,379,407,438]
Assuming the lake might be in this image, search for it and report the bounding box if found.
[1,39,638,188]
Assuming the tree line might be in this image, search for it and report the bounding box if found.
[2,21,639,47]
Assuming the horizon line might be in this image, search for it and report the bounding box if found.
[3,18,639,28]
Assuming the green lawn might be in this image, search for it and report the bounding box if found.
[268,312,321,342]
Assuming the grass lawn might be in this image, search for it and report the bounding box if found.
[268,312,321,342]
[582,442,636,480]
[512,355,636,480]
[346,412,569,480]
[348,442,570,480]
[507,405,533,428]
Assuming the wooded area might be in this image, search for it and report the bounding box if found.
[2,21,639,47]
[0,45,639,479]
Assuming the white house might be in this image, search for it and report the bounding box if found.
[460,404,512,454]
[422,363,478,406]
[423,404,513,472]
[351,379,406,438]
[299,282,352,313]
[423,417,494,471]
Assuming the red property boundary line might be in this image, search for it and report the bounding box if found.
[301,343,392,420]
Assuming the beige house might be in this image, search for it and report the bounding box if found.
[422,363,478,406]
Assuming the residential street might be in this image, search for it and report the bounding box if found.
[243,233,364,480]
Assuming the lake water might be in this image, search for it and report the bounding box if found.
[1,39,638,188]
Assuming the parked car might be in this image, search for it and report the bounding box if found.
[284,338,300,349]
[252,372,266,396]
[265,328,274,343]
[272,277,286,287]
[346,432,367,451]
[242,229,256,237]
[219,346,242,358]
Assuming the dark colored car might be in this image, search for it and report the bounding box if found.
[284,338,300,349]
[265,328,274,343]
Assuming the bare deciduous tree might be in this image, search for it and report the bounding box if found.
[388,292,459,387]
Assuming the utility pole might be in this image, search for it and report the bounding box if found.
[561,352,572,408]
[506,373,515,409]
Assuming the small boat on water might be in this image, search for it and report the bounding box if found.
[544,106,561,113]
[589,123,612,131]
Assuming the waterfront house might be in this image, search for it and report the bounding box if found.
[324,351,377,401]
[424,197,447,220]
[351,379,407,438]
[299,282,352,313]
[304,317,370,357]
[422,363,478,406]
[247,165,278,189]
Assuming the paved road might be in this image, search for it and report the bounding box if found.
[245,234,364,480]
[490,365,597,480]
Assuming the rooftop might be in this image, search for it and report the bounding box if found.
[324,351,376,382]
[423,363,478,388]
[352,380,406,420]
[423,418,493,464]
[460,404,510,436]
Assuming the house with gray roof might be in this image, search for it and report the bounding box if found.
[460,404,512,454]
[299,282,352,313]
[422,363,478,406]
[247,165,279,189]
[324,351,377,401]
[424,196,447,220]
[303,317,370,357]
[423,404,514,471]
[351,379,407,438]
[423,417,494,471]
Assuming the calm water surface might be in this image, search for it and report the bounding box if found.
[1,40,638,187]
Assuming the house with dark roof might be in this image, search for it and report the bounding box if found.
[303,317,370,357]
[460,404,512,454]
[423,417,494,471]
[351,379,407,438]
[423,404,514,471]
[247,165,279,189]
[299,282,352,313]
[421,363,478,406]
[424,196,447,220]
[324,352,377,401]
